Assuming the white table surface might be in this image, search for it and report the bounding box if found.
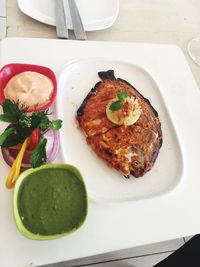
[1,0,200,266]
[6,0,200,89]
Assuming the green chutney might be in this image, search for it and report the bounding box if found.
[17,167,87,236]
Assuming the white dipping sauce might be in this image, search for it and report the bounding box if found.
[4,71,53,109]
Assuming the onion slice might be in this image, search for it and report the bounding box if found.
[45,129,60,163]
[1,129,60,168]
[2,147,30,168]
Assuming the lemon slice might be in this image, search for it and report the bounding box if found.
[106,96,142,126]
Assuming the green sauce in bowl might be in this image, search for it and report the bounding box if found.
[13,164,88,240]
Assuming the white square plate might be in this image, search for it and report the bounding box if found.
[17,0,119,31]
[1,38,200,267]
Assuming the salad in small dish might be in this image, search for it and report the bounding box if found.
[0,63,62,189]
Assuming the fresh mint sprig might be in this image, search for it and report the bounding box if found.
[0,99,62,168]
[109,91,128,111]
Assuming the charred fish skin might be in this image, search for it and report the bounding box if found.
[77,81,101,117]
[98,70,116,81]
[76,70,162,178]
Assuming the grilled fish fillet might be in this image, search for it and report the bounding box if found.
[76,70,162,178]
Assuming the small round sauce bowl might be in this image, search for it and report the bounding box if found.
[13,164,88,240]
[0,63,57,112]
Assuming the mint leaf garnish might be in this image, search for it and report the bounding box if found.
[0,113,18,123]
[50,119,62,130]
[109,91,128,111]
[109,100,124,111]
[117,91,128,101]
[0,99,21,122]
[0,125,17,146]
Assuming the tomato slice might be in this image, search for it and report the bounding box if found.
[28,129,40,150]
